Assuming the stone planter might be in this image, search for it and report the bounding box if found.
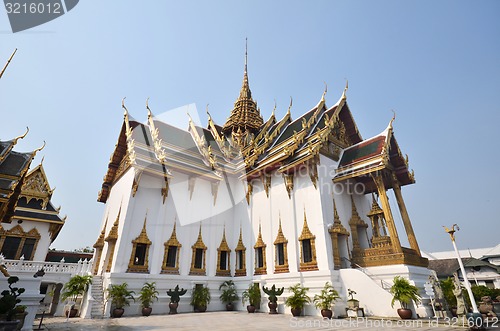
[291,307,302,317]
[321,309,333,319]
[141,307,152,316]
[169,302,178,314]
[397,308,412,319]
[268,302,278,314]
[111,308,124,318]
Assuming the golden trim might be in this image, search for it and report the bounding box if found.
[216,227,231,276]
[234,226,247,277]
[161,221,182,274]
[298,211,318,271]
[273,217,289,273]
[190,224,207,275]
[253,223,267,275]
[127,214,152,273]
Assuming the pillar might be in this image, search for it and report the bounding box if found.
[372,174,403,253]
[392,175,421,256]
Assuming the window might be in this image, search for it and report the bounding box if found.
[253,225,267,275]
[162,223,181,274]
[276,243,285,266]
[236,250,244,269]
[273,219,289,273]
[127,216,152,273]
[194,248,204,269]
[0,225,41,261]
[216,231,231,276]
[256,247,264,268]
[190,226,207,275]
[298,212,318,271]
[1,236,21,259]
[166,246,177,268]
[302,239,312,263]
[20,238,36,260]
[219,251,227,270]
[235,228,246,277]
[134,244,147,265]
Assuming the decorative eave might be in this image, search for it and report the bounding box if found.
[333,117,415,193]
[1,142,44,223]
[98,105,139,203]
[0,127,28,163]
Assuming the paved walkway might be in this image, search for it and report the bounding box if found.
[35,312,485,331]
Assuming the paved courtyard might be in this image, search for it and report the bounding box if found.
[33,312,491,331]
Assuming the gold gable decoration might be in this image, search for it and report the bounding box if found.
[127,214,152,273]
[298,211,318,271]
[234,227,247,277]
[216,228,231,276]
[253,223,267,275]
[190,224,207,275]
[19,164,54,209]
[273,217,289,274]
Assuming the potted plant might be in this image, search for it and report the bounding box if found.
[166,285,187,314]
[262,284,284,314]
[0,276,25,331]
[242,283,261,313]
[219,280,238,311]
[60,275,92,317]
[138,282,159,316]
[107,283,135,318]
[346,288,359,309]
[313,282,340,319]
[440,278,457,316]
[190,285,210,312]
[285,283,310,317]
[390,276,421,319]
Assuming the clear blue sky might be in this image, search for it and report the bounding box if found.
[1,1,499,252]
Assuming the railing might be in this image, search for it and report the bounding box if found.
[0,255,93,276]
[341,257,392,290]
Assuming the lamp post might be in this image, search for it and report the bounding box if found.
[443,224,479,314]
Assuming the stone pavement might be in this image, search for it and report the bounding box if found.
[34,312,488,331]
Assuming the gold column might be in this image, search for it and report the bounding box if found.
[372,174,403,253]
[330,232,340,270]
[392,175,421,256]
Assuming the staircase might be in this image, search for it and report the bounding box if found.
[90,275,105,318]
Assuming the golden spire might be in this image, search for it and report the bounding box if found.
[333,198,341,224]
[0,48,17,80]
[94,215,108,248]
[341,79,348,100]
[222,39,263,138]
[105,204,122,241]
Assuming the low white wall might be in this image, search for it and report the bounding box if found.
[339,268,397,318]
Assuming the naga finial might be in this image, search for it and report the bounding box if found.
[13,126,29,145]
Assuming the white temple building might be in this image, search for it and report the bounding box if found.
[91,52,432,318]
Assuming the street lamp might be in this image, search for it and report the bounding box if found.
[443,224,479,314]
